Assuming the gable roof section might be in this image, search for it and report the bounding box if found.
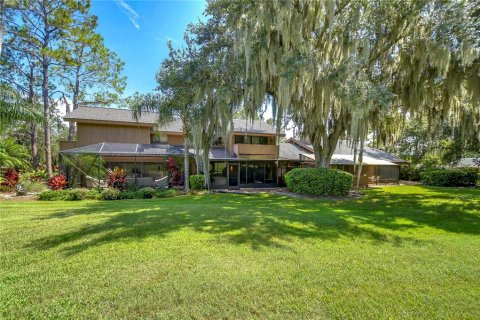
[64,106,158,126]
[65,107,281,135]
[286,138,407,164]
[231,119,283,135]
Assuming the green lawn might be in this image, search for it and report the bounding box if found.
[1,186,479,319]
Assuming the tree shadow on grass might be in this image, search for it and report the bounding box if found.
[27,186,480,255]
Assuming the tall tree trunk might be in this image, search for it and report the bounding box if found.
[311,115,345,168]
[68,69,80,141]
[28,66,39,169]
[42,55,52,176]
[30,124,39,169]
[183,137,190,192]
[0,0,6,56]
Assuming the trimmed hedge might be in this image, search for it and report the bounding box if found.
[39,187,180,201]
[285,168,353,196]
[421,169,479,187]
[189,174,205,191]
[38,188,101,201]
[100,188,121,200]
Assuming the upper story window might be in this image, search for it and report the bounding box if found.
[152,133,168,144]
[235,135,269,145]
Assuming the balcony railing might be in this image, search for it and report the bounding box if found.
[234,144,278,157]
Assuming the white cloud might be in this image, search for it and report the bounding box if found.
[155,35,180,44]
[115,0,140,29]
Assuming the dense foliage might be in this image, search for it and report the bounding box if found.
[399,165,422,181]
[107,167,127,190]
[189,174,205,191]
[421,169,479,187]
[38,187,180,201]
[48,174,68,190]
[166,157,183,187]
[285,168,353,196]
[1,168,19,189]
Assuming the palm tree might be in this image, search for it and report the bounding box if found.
[0,84,41,130]
[0,138,30,169]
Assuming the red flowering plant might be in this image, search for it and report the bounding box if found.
[166,157,183,187]
[48,174,68,190]
[107,167,127,190]
[1,168,20,190]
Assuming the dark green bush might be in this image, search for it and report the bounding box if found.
[285,168,353,196]
[400,165,422,181]
[189,175,205,191]
[138,187,156,199]
[85,189,102,200]
[118,190,139,199]
[38,190,64,201]
[421,169,479,187]
[100,188,120,200]
[63,188,89,201]
[155,189,179,198]
[39,188,102,201]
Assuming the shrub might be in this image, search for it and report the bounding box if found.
[100,188,120,200]
[48,174,68,190]
[22,181,48,193]
[85,188,102,200]
[189,174,205,190]
[421,169,478,187]
[166,157,183,186]
[22,169,49,182]
[400,165,422,181]
[1,168,19,189]
[285,168,353,196]
[155,189,179,198]
[107,167,127,190]
[138,187,156,199]
[38,190,65,201]
[118,190,139,199]
[63,188,89,201]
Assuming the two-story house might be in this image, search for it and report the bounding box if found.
[60,106,406,188]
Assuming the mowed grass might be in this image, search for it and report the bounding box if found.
[1,186,479,319]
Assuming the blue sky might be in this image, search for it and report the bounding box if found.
[90,0,206,96]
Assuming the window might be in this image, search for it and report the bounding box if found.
[152,133,168,144]
[235,135,268,145]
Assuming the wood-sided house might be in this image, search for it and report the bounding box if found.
[60,106,406,188]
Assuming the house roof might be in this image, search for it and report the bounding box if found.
[286,138,407,164]
[64,106,158,126]
[278,142,398,165]
[64,107,281,135]
[60,143,190,157]
[231,119,282,135]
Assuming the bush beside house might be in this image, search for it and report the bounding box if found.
[285,168,353,196]
[421,169,479,187]
[38,187,180,201]
[189,175,205,191]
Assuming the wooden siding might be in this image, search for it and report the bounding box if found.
[59,140,77,151]
[77,123,151,146]
[234,144,278,157]
[167,134,184,146]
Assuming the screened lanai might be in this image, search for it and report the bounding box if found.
[60,143,193,187]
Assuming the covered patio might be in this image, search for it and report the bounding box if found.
[60,143,194,187]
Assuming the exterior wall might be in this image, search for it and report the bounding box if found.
[167,134,184,146]
[228,133,278,158]
[234,144,278,157]
[59,140,77,151]
[76,123,151,146]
